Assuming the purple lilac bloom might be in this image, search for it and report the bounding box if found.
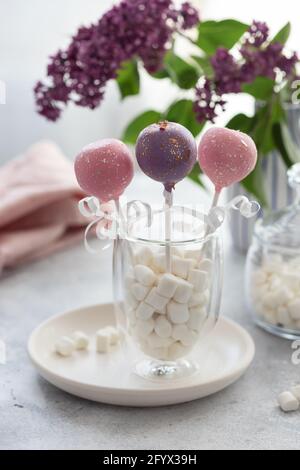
[35,0,199,121]
[211,48,242,93]
[245,21,269,47]
[194,79,226,123]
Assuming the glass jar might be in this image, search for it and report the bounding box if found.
[246,163,300,340]
[118,206,223,380]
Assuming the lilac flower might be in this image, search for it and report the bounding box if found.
[211,48,242,94]
[35,0,200,121]
[245,21,269,47]
[194,79,226,123]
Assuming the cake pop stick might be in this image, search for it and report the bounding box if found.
[75,139,134,329]
[136,121,197,272]
[198,127,258,218]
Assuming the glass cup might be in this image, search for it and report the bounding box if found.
[116,206,223,381]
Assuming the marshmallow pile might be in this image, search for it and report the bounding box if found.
[124,246,212,361]
[248,254,300,330]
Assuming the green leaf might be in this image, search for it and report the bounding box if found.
[226,113,254,133]
[116,60,140,99]
[150,68,170,79]
[191,55,214,78]
[197,20,249,55]
[188,164,204,187]
[165,99,205,137]
[242,77,275,101]
[122,110,161,144]
[164,51,199,89]
[273,122,300,166]
[272,22,291,45]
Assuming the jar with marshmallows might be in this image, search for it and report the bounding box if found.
[246,163,300,340]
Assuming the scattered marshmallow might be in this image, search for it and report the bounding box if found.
[96,330,111,353]
[172,256,192,280]
[167,301,189,324]
[290,385,300,401]
[278,391,299,413]
[103,326,120,345]
[72,331,89,350]
[188,269,207,292]
[55,336,76,357]
[134,265,156,287]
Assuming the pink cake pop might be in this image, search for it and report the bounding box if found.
[198,127,257,194]
[75,139,134,202]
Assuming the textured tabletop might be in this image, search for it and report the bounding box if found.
[1,178,300,450]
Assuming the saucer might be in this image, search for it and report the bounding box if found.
[28,303,255,407]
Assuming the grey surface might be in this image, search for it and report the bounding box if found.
[1,243,300,450]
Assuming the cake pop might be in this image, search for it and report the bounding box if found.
[136,121,197,271]
[74,139,134,203]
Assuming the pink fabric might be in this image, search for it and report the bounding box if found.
[0,141,89,273]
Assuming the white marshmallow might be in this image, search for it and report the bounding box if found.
[152,253,167,273]
[189,290,209,308]
[134,318,154,338]
[198,258,213,276]
[288,300,300,320]
[55,336,75,357]
[171,247,185,258]
[72,331,89,350]
[131,283,150,301]
[136,302,155,320]
[157,273,179,299]
[134,265,156,287]
[145,287,169,311]
[103,326,120,345]
[284,273,300,291]
[168,341,190,360]
[96,330,111,353]
[173,279,193,304]
[172,256,193,280]
[278,391,299,412]
[263,287,293,309]
[135,247,153,266]
[147,332,172,349]
[144,345,169,360]
[172,324,198,347]
[167,301,189,324]
[154,316,172,338]
[127,308,137,326]
[291,385,300,401]
[188,307,207,331]
[188,269,208,292]
[184,248,202,262]
[125,292,139,309]
[253,270,268,286]
[124,273,135,290]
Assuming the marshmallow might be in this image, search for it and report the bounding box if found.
[168,341,190,360]
[198,258,213,276]
[152,253,167,273]
[96,330,111,353]
[72,331,89,350]
[188,307,207,331]
[188,269,208,292]
[125,292,139,309]
[154,316,172,338]
[278,391,299,412]
[131,283,150,301]
[134,318,154,338]
[127,308,137,326]
[189,290,209,308]
[157,273,179,299]
[171,247,185,258]
[263,287,293,309]
[144,345,169,360]
[167,301,189,324]
[135,247,153,266]
[291,385,300,401]
[173,279,193,304]
[284,273,300,291]
[288,300,300,321]
[55,336,75,357]
[172,256,193,280]
[184,248,202,262]
[253,270,268,286]
[134,265,156,287]
[136,302,155,320]
[172,325,197,347]
[147,332,172,349]
[103,326,120,345]
[124,273,135,290]
[145,287,169,311]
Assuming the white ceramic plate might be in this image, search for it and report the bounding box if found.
[28,304,255,407]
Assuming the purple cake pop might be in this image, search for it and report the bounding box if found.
[135,121,197,192]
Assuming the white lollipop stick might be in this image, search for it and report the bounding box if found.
[163,189,173,273]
